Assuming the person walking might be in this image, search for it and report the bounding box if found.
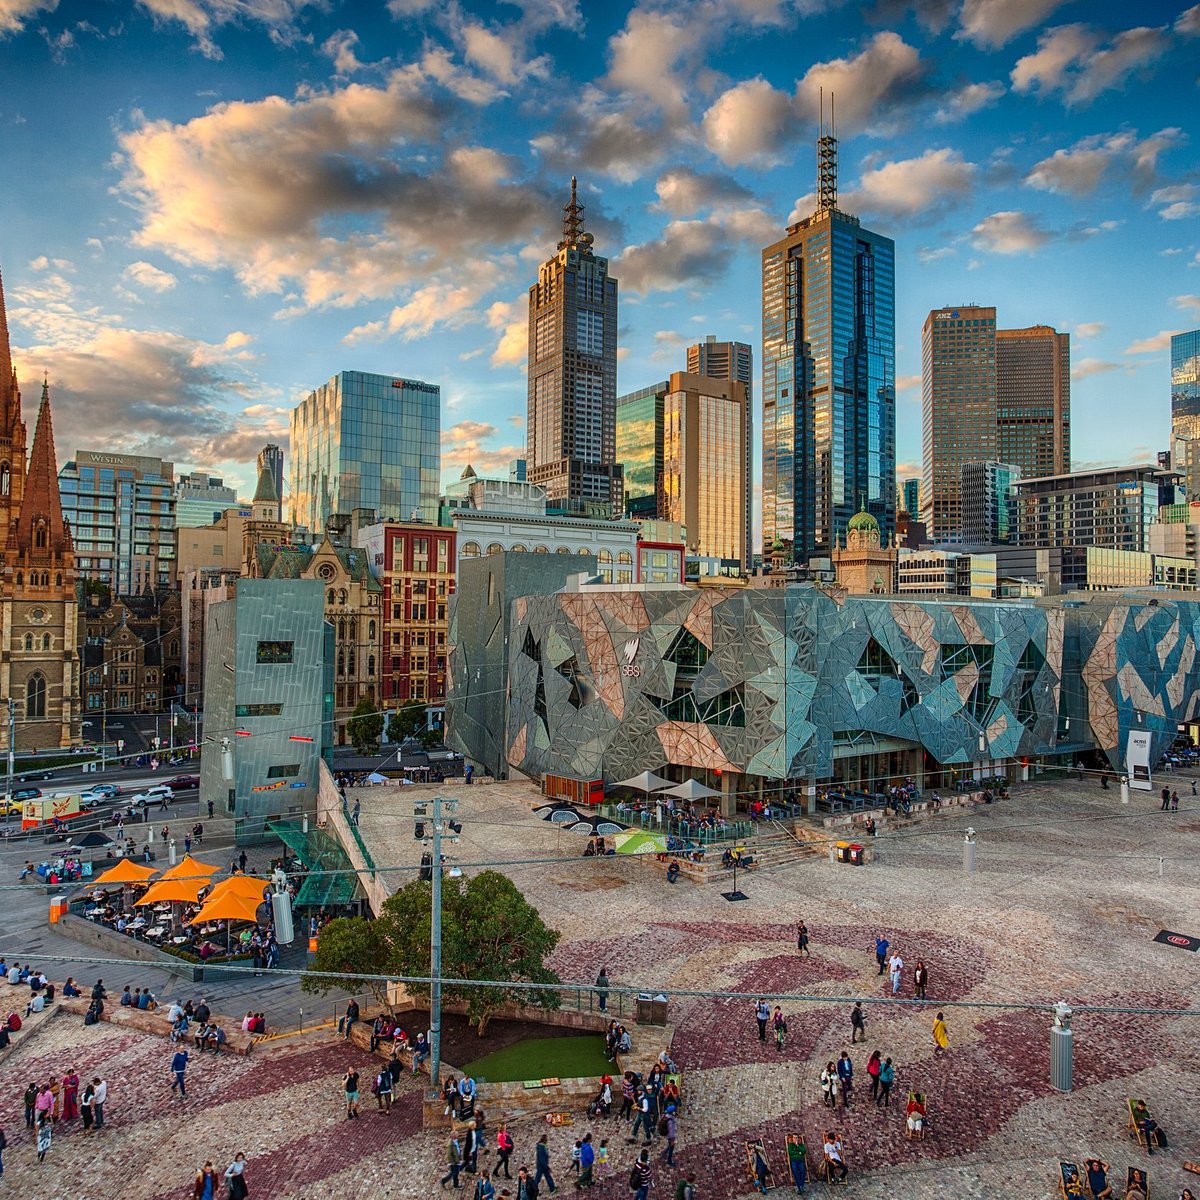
[877,1057,895,1106]
[755,998,770,1042]
[1171,791,1179,812]
[662,1107,677,1166]
[374,1067,393,1112]
[170,1047,189,1097]
[79,1081,95,1134]
[631,1149,651,1200]
[797,920,811,957]
[343,1069,361,1119]
[1160,786,1171,812]
[850,1002,866,1043]
[773,1006,787,1051]
[629,1088,654,1145]
[874,935,889,975]
[932,1012,949,1056]
[207,799,214,818]
[889,951,904,995]
[576,1133,596,1188]
[836,1052,853,1109]
[473,1169,496,1200]
[820,1062,838,1109]
[495,1124,514,1180]
[516,1166,539,1200]
[913,961,928,1000]
[193,1162,220,1200]
[594,968,609,1014]
[866,1050,882,1102]
[441,1136,464,1190]
[534,1133,556,1195]
[35,1112,52,1163]
[674,1172,697,1200]
[619,1072,636,1121]
[92,1076,107,1129]
[224,1152,249,1200]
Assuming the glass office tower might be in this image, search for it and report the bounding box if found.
[289,371,440,535]
[616,381,668,517]
[762,139,895,563]
[1171,329,1200,499]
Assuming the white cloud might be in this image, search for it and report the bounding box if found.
[461,21,550,86]
[841,147,976,219]
[917,246,956,263]
[135,0,317,60]
[1124,330,1182,355]
[321,29,364,76]
[0,0,57,36]
[1074,322,1105,338]
[1025,129,1180,195]
[957,0,1070,48]
[701,78,794,166]
[122,260,178,293]
[971,210,1052,255]
[932,81,1005,124]
[896,374,921,393]
[1149,185,1200,221]
[605,7,704,120]
[1072,358,1120,380]
[653,168,756,216]
[440,419,524,474]
[343,281,486,342]
[487,298,528,368]
[1173,295,1200,318]
[1011,21,1184,105]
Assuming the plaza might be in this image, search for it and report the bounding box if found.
[2,771,1195,1198]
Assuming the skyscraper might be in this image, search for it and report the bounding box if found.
[898,478,920,515]
[920,306,998,544]
[661,371,750,564]
[527,179,623,516]
[762,125,895,563]
[289,370,440,535]
[616,380,668,519]
[1171,329,1200,499]
[688,336,753,568]
[257,443,285,522]
[996,325,1070,479]
[961,460,1020,545]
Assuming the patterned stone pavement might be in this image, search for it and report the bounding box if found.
[0,774,1196,1198]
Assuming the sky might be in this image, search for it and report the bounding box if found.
[0,0,1198,513]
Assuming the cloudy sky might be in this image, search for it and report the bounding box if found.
[0,0,1198,504]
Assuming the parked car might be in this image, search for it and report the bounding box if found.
[167,775,200,791]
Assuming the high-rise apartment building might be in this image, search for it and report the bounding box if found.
[762,130,895,563]
[996,325,1070,479]
[174,470,237,528]
[920,306,998,544]
[898,478,920,515]
[662,371,750,564]
[257,443,285,522]
[289,370,440,536]
[527,179,623,516]
[961,460,1021,545]
[687,337,753,569]
[616,381,668,519]
[58,451,176,592]
[1171,329,1200,499]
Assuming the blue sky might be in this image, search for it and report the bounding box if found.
[0,0,1197,511]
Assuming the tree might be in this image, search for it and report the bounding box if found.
[300,916,395,1012]
[346,698,384,755]
[386,700,427,745]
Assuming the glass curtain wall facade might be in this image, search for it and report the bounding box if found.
[289,371,440,535]
[961,460,1021,545]
[920,306,997,544]
[762,207,895,563]
[996,326,1070,480]
[616,382,667,516]
[1171,330,1200,500]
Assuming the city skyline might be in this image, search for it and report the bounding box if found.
[0,0,1197,522]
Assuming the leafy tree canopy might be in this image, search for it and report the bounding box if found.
[346,697,384,755]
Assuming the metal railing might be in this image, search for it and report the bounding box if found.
[341,799,378,879]
[598,803,751,844]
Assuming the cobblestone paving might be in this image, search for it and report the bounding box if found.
[0,776,1195,1198]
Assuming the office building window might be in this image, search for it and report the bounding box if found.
[256,641,294,664]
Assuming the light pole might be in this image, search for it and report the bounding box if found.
[430,794,443,1089]
[101,662,108,773]
[4,699,14,820]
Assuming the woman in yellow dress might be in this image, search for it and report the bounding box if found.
[932,1012,949,1056]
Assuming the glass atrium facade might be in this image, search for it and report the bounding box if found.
[615,382,667,515]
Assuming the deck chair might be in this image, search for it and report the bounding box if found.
[814,1131,849,1185]
[1058,1162,1086,1199]
[1124,1166,1149,1200]
[1127,1098,1154,1150]
[783,1135,808,1192]
[745,1138,776,1192]
[904,1092,928,1140]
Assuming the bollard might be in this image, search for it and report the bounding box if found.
[1120,777,1130,806]
[1050,1002,1073,1091]
[963,827,976,875]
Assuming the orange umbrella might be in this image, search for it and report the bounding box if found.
[135,877,209,906]
[188,891,263,926]
[206,875,269,904]
[92,859,159,886]
[160,853,220,881]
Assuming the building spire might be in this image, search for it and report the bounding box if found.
[15,376,71,559]
[817,87,838,214]
[0,266,12,396]
[558,176,591,251]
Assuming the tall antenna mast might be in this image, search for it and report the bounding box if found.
[558,176,587,250]
[817,88,838,214]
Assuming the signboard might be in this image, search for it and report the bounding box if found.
[1153,929,1199,952]
[1125,730,1152,790]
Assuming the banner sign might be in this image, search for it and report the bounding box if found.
[1125,730,1152,791]
[1153,929,1199,952]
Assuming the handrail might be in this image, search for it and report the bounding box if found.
[341,799,377,878]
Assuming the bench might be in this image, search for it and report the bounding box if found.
[58,997,255,1056]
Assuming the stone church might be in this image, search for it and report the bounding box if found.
[0,266,80,750]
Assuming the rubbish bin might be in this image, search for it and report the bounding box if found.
[48,894,67,923]
[835,840,851,864]
[635,992,654,1024]
[650,994,669,1025]
[848,843,864,866]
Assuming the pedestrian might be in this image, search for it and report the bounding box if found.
[161,824,169,844]
[755,997,770,1041]
[594,967,609,1014]
[889,951,904,995]
[207,799,214,818]
[662,1107,677,1166]
[92,1076,107,1128]
[597,1139,610,1180]
[33,1084,52,1127]
[79,1081,95,1133]
[629,1088,654,1144]
[850,1001,865,1043]
[170,1047,189,1097]
[1171,791,1179,812]
[61,1069,79,1120]
[474,1169,496,1200]
[619,1071,636,1121]
[225,1152,249,1200]
[496,1124,514,1179]
[576,1133,595,1188]
[374,1067,392,1112]
[932,1012,949,1056]
[797,920,811,957]
[877,1057,895,1106]
[238,849,248,873]
[773,1006,787,1051]
[351,800,361,827]
[631,1149,651,1200]
[1160,786,1170,811]
[516,1166,538,1200]
[194,1161,220,1199]
[866,1050,881,1101]
[820,1062,838,1108]
[913,961,928,1000]
[836,1052,853,1108]
[1192,779,1197,796]
[874,935,889,975]
[184,834,192,854]
[35,1112,51,1163]
[22,1083,35,1128]
[534,1133,556,1195]
[442,1135,464,1190]
[343,1068,360,1119]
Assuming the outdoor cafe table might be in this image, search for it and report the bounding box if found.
[170,936,190,946]
[145,926,166,940]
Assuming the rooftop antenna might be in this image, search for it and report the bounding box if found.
[559,176,591,251]
[817,87,838,214]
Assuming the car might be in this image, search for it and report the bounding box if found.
[11,787,42,802]
[3,797,23,816]
[167,775,200,791]
[89,783,122,798]
[130,785,173,807]
[19,769,54,782]
[78,788,113,808]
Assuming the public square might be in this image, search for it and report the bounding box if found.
[1,771,1197,1199]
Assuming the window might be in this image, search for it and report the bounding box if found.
[368,620,376,640]
[236,703,283,717]
[617,551,633,565]
[145,691,157,706]
[368,655,376,675]
[118,669,131,685]
[117,691,131,709]
[598,549,612,564]
[256,640,294,664]
[267,763,301,778]
[23,634,32,651]
[486,543,503,555]
[460,541,480,558]
[26,673,46,718]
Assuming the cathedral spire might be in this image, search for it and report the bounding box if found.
[0,264,20,438]
[16,377,71,559]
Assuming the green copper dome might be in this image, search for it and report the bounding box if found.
[847,506,879,533]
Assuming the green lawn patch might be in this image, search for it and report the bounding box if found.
[460,1035,610,1083]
